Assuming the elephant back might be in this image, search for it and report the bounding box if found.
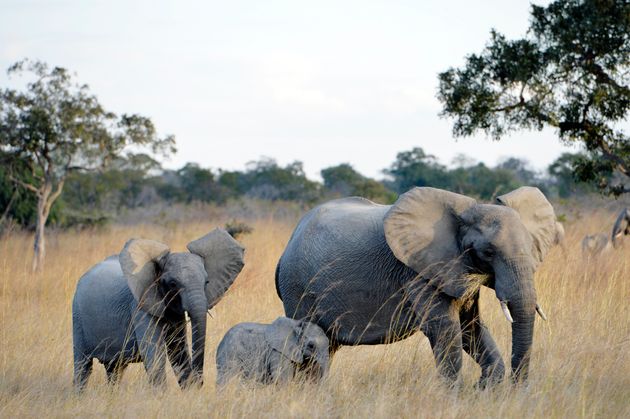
[276,197,419,345]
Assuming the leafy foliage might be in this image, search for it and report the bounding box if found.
[321,163,396,204]
[0,59,174,269]
[383,147,532,200]
[438,0,630,195]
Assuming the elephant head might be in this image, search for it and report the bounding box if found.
[265,317,330,380]
[119,228,245,384]
[384,186,557,381]
[612,208,630,248]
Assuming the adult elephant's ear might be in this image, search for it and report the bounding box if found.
[120,239,170,317]
[187,228,245,309]
[384,187,477,299]
[264,317,303,363]
[496,186,557,265]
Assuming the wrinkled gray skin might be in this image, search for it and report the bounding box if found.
[72,228,244,392]
[276,187,559,386]
[216,317,329,386]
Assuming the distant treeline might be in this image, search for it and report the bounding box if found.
[0,147,597,229]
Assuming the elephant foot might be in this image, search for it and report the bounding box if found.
[476,363,506,389]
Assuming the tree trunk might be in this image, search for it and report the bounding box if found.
[32,193,49,272]
[31,178,62,272]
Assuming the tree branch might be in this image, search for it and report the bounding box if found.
[9,175,41,195]
[45,178,65,213]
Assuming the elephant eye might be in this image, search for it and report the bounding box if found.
[482,248,495,258]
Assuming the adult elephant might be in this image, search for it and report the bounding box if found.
[275,187,558,386]
[72,228,244,391]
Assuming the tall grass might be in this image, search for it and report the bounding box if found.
[0,212,629,418]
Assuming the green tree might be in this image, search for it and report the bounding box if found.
[0,60,175,270]
[241,158,320,202]
[548,152,597,197]
[62,153,162,214]
[0,151,62,227]
[384,147,451,193]
[438,0,630,195]
[321,163,396,203]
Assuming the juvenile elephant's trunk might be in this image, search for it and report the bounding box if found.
[187,291,208,387]
[494,257,537,382]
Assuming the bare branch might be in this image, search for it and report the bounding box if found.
[9,175,41,195]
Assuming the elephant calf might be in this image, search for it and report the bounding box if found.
[216,317,329,386]
[72,228,244,391]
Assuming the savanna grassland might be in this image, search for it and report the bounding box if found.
[1,210,629,418]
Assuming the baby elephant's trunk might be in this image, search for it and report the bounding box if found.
[301,339,329,381]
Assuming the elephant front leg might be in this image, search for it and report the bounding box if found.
[165,320,193,388]
[133,312,167,386]
[419,295,463,384]
[460,295,505,387]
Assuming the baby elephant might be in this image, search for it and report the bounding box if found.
[216,317,329,385]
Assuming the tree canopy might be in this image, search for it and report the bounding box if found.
[438,0,630,195]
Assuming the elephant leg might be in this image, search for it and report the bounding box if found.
[267,352,294,384]
[105,360,128,385]
[419,294,463,384]
[73,353,93,392]
[165,320,193,388]
[460,296,505,387]
[133,312,167,386]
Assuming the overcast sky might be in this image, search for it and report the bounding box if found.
[0,0,578,180]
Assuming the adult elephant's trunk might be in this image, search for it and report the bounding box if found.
[186,290,208,387]
[494,257,537,382]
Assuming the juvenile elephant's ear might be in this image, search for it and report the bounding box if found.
[120,239,170,317]
[496,186,557,265]
[384,187,477,298]
[612,208,630,248]
[187,228,245,309]
[264,317,303,364]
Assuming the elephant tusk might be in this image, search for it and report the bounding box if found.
[500,301,513,323]
[535,303,548,321]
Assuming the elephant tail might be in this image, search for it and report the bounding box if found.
[274,260,283,301]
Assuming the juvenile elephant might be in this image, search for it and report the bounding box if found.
[276,186,559,386]
[72,228,244,391]
[581,233,611,256]
[216,317,329,385]
[581,207,630,256]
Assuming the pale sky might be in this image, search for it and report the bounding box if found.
[0,0,578,180]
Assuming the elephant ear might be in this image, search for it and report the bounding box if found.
[612,208,630,247]
[187,228,245,309]
[119,239,170,317]
[496,186,557,265]
[264,317,303,364]
[384,187,477,298]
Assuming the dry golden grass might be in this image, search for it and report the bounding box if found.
[1,211,629,418]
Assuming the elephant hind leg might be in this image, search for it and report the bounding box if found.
[73,354,93,392]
